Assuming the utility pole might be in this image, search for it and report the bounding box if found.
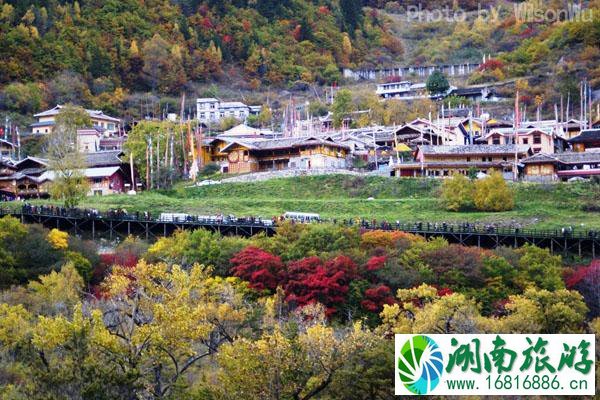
[580,81,584,131]
[513,89,520,182]
[156,135,160,189]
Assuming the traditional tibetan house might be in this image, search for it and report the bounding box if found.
[211,136,349,174]
[0,157,52,199]
[0,151,135,198]
[31,105,121,135]
[562,119,586,139]
[484,128,565,154]
[394,120,446,147]
[83,151,134,195]
[0,139,16,158]
[568,129,600,152]
[392,144,532,178]
[522,151,600,181]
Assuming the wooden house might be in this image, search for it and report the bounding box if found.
[0,139,15,158]
[0,151,135,198]
[392,144,532,178]
[522,151,600,181]
[568,129,600,152]
[206,136,350,174]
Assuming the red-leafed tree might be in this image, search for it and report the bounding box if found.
[478,59,504,71]
[361,285,395,313]
[365,255,386,272]
[284,256,357,317]
[230,246,284,292]
[565,260,599,318]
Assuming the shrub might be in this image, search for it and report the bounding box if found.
[516,244,564,291]
[360,230,423,251]
[440,173,474,211]
[230,246,284,292]
[473,172,514,211]
[565,260,599,318]
[200,163,221,177]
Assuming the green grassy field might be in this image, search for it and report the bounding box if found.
[19,175,600,230]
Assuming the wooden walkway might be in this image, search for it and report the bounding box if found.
[2,209,599,257]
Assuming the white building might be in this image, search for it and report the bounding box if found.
[196,98,261,124]
[31,105,120,135]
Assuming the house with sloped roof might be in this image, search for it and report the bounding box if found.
[31,105,121,135]
[568,129,600,152]
[204,136,350,174]
[484,127,567,154]
[522,151,600,181]
[391,144,532,178]
[0,151,136,198]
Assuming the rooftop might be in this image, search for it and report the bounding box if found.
[220,101,249,108]
[419,144,530,155]
[85,150,123,167]
[33,105,120,122]
[568,129,600,143]
[220,136,350,152]
[522,151,600,164]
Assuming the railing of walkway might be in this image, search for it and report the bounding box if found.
[1,204,599,241]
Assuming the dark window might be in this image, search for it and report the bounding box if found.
[523,138,528,144]
[533,134,541,144]
[481,157,486,162]
[466,157,471,162]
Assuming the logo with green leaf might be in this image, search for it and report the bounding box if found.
[397,335,444,394]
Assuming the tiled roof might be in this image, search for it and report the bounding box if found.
[85,150,123,167]
[521,153,558,164]
[553,151,600,164]
[419,144,530,155]
[221,136,350,152]
[522,151,600,164]
[30,121,56,127]
[33,105,120,122]
[568,129,600,143]
[84,166,121,178]
[15,156,49,168]
[486,127,554,138]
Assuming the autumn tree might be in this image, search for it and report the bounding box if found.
[0,261,253,399]
[378,284,480,335]
[440,173,474,211]
[515,244,564,291]
[473,171,515,211]
[284,255,357,318]
[492,287,588,334]
[208,305,378,399]
[229,246,284,292]
[566,261,600,318]
[148,229,222,267]
[142,34,187,93]
[48,104,91,208]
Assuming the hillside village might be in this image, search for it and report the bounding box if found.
[0,88,599,200]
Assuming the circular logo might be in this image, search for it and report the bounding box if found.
[397,335,444,395]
